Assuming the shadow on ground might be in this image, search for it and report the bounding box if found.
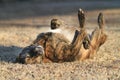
[0,45,22,63]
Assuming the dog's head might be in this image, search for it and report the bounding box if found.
[16,45,44,64]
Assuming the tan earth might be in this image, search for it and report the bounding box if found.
[0,1,120,80]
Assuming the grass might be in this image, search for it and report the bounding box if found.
[0,1,120,80]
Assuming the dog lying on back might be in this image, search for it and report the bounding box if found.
[50,9,107,60]
[16,9,107,64]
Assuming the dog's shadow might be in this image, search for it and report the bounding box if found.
[0,45,22,63]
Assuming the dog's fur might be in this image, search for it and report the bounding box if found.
[16,9,107,64]
[50,9,107,61]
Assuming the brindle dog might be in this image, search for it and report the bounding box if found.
[50,9,107,61]
[16,9,107,64]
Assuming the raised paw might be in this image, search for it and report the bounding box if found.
[78,8,85,28]
[51,19,62,29]
[83,35,90,49]
[98,13,105,30]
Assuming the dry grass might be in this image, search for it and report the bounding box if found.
[0,1,120,80]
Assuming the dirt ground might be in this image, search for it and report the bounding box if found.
[0,1,120,80]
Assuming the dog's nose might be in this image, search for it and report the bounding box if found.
[34,45,44,55]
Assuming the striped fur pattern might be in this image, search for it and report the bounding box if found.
[33,29,86,63]
[16,9,107,64]
[16,29,86,63]
[49,9,107,61]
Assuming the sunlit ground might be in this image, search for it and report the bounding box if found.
[0,1,120,80]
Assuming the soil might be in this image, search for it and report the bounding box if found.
[0,1,120,80]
